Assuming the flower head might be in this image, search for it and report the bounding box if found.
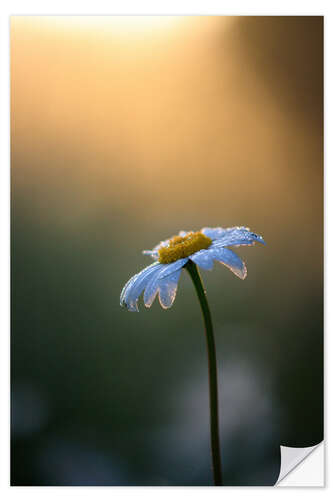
[120,226,265,312]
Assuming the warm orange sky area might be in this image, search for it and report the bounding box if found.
[11,16,322,282]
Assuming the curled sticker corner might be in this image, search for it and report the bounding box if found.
[276,442,323,485]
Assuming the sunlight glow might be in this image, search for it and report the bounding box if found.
[35,16,184,38]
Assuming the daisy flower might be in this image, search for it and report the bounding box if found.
[120,225,265,485]
[120,226,265,312]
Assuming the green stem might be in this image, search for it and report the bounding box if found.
[185,260,223,486]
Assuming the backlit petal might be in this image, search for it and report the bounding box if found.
[211,227,265,247]
[144,259,187,307]
[201,227,227,240]
[157,258,188,278]
[142,249,159,260]
[211,247,247,279]
[158,269,182,309]
[120,262,163,312]
[189,249,214,270]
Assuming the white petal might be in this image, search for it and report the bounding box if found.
[211,247,247,279]
[144,260,187,307]
[120,262,163,312]
[144,272,162,307]
[189,250,214,270]
[157,258,188,279]
[201,227,227,240]
[142,249,159,260]
[211,227,265,247]
[158,269,182,309]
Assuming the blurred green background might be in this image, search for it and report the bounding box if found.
[11,16,323,486]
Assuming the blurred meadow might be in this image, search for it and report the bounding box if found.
[11,16,323,485]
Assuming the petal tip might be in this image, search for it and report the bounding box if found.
[252,233,266,245]
[234,266,247,280]
[159,301,173,310]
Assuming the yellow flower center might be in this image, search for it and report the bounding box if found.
[158,231,212,264]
